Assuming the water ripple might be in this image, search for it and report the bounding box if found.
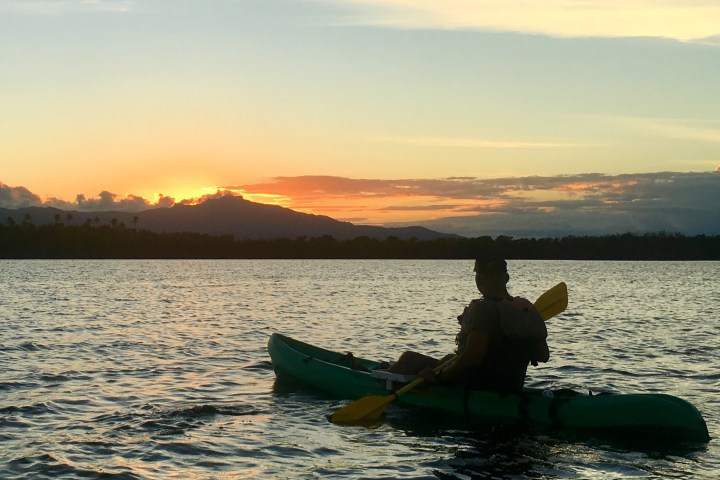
[0,259,717,479]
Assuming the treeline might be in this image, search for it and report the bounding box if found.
[0,222,718,260]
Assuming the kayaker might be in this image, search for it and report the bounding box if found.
[387,257,549,394]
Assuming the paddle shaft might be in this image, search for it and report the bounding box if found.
[392,355,457,397]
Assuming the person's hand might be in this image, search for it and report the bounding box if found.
[457,305,469,324]
[419,366,439,384]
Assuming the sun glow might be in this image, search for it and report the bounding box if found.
[141,187,218,206]
[228,190,293,209]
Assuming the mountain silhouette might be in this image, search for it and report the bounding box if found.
[0,194,458,240]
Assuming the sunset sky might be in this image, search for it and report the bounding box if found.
[2,0,719,236]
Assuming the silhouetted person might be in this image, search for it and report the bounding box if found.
[388,257,549,393]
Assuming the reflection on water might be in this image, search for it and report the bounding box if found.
[0,260,717,479]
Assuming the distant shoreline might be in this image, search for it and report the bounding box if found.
[1,223,718,260]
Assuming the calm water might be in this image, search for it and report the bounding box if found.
[0,259,717,479]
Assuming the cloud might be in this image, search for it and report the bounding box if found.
[402,203,720,238]
[607,117,720,143]
[74,191,159,212]
[695,35,720,47]
[0,182,246,213]
[176,189,239,206]
[226,176,461,200]
[229,175,532,201]
[3,171,719,236]
[374,136,579,149]
[11,0,716,41]
[0,182,43,209]
[235,171,720,236]
[396,172,720,236]
[332,0,720,40]
[381,204,461,212]
[0,0,134,14]
[232,173,654,203]
[0,183,178,212]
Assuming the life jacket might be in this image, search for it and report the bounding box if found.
[456,296,547,393]
[496,296,547,364]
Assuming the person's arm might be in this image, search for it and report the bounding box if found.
[421,330,488,384]
[532,339,550,364]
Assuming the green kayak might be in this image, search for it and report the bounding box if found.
[268,333,710,442]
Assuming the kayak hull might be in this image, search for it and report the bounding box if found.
[268,333,710,442]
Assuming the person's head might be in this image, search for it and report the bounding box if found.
[473,257,509,295]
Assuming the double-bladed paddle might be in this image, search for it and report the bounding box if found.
[330,282,568,424]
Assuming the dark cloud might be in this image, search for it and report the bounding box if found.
[0,182,43,209]
[177,189,237,206]
[226,172,720,236]
[232,173,680,202]
[236,171,719,205]
[228,176,507,200]
[72,192,149,211]
[385,172,720,237]
[393,206,720,238]
[43,197,77,210]
[72,191,167,212]
[696,35,720,47]
[3,171,718,236]
[592,172,720,210]
[381,204,461,211]
[0,182,177,212]
[156,194,176,208]
[270,171,712,236]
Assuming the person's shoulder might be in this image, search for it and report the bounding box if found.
[466,297,498,318]
[506,296,544,319]
[468,297,494,309]
[508,296,535,310]
[462,298,501,333]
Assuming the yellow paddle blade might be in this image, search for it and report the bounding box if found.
[330,394,395,424]
[534,282,568,321]
[331,363,447,424]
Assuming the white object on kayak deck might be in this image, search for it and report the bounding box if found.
[371,370,418,390]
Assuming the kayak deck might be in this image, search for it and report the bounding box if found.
[268,333,710,442]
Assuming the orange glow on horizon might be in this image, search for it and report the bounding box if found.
[12,172,661,226]
[557,180,638,192]
[284,194,503,224]
[230,190,294,209]
[150,187,218,205]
